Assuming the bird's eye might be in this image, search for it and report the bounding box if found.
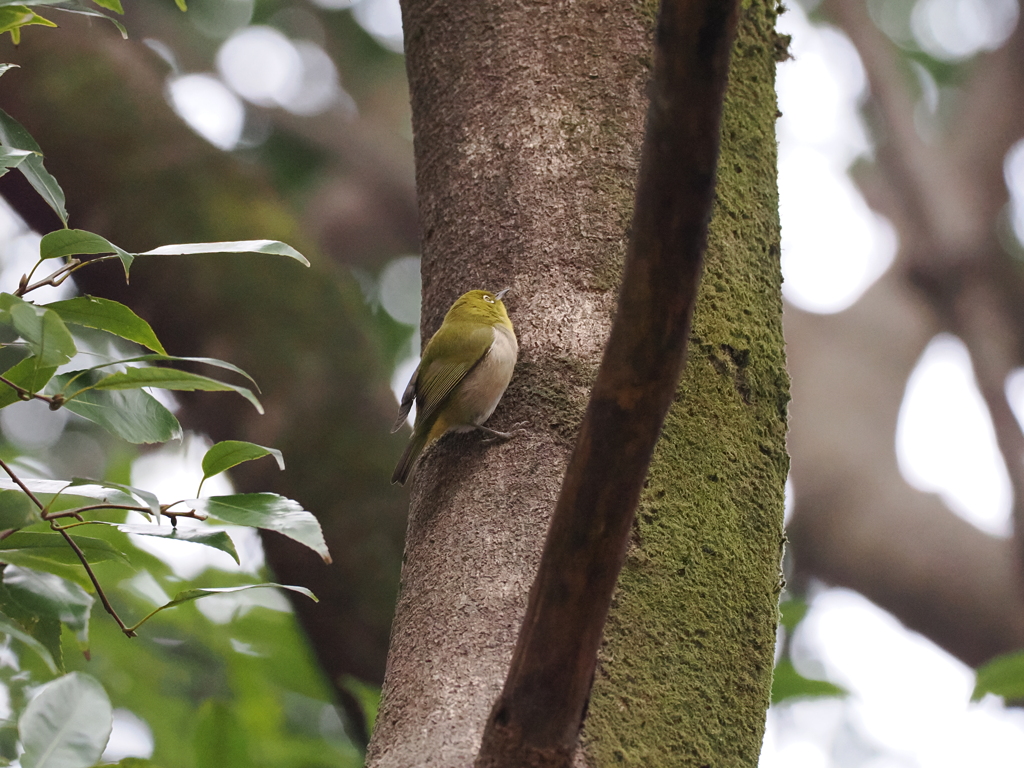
[484,295,494,303]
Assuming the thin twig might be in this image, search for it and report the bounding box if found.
[49,520,101,530]
[47,504,207,524]
[0,457,46,511]
[0,459,138,635]
[15,258,80,296]
[43,503,151,520]
[163,510,206,523]
[52,522,135,637]
[0,375,58,406]
[125,605,165,635]
[15,254,121,297]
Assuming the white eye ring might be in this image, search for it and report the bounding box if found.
[484,295,494,303]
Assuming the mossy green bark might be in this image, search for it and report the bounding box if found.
[582,2,788,765]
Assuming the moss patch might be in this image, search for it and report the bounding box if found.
[582,1,788,765]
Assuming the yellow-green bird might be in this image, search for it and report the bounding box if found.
[391,288,519,485]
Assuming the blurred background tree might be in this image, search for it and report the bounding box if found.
[772,0,1024,764]
[1,0,1024,765]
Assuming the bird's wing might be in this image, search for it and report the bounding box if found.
[416,324,495,426]
[391,366,418,433]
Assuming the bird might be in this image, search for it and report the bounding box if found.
[391,288,519,485]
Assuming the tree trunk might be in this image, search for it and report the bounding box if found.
[582,5,787,763]
[368,1,786,765]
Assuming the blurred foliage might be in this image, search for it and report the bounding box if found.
[0,0,416,763]
[771,596,848,705]
[60,556,365,767]
[973,649,1024,703]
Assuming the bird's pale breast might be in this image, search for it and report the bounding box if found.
[450,324,518,430]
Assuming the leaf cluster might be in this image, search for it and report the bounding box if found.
[0,31,352,766]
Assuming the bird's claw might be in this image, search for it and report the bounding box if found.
[479,421,529,443]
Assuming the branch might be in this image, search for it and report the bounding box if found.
[0,457,135,636]
[823,2,1024,564]
[17,258,86,296]
[784,277,1024,667]
[822,0,949,249]
[53,522,135,637]
[950,283,1024,547]
[0,456,46,511]
[0,375,62,408]
[475,0,740,763]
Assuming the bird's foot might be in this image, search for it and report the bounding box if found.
[478,422,529,443]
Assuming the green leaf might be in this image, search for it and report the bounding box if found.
[0,489,40,528]
[45,296,166,354]
[0,532,109,585]
[62,388,181,444]
[90,0,123,12]
[0,146,34,177]
[115,524,239,564]
[170,583,316,604]
[38,229,134,276]
[0,610,57,673]
[0,355,58,409]
[0,531,130,568]
[51,371,182,444]
[174,0,186,9]
[0,108,67,225]
[0,477,139,508]
[19,672,112,768]
[0,582,62,672]
[771,659,847,704]
[138,239,310,267]
[973,649,1024,701]
[0,556,88,589]
[3,566,93,647]
[136,355,259,388]
[51,5,127,37]
[73,353,258,390]
[201,441,284,489]
[0,6,56,45]
[779,597,809,632]
[0,146,32,165]
[85,367,263,414]
[10,302,76,367]
[131,583,316,632]
[190,494,331,564]
[68,477,160,518]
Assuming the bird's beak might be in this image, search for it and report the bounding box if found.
[495,287,512,301]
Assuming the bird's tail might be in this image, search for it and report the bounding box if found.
[391,428,429,485]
